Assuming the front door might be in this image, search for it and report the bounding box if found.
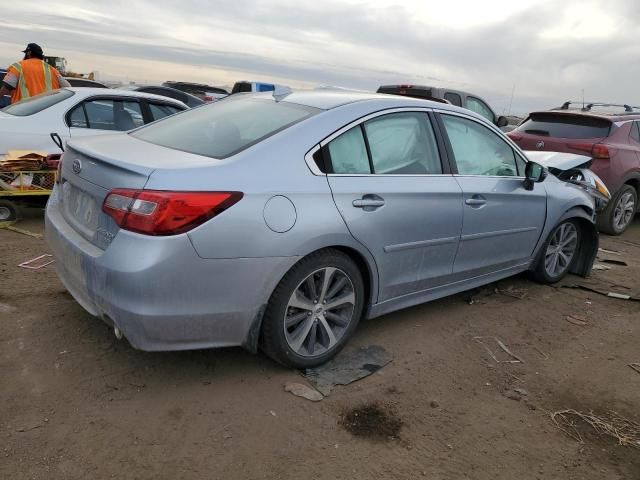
[324,111,463,301]
[438,113,547,276]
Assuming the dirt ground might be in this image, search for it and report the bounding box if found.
[1,210,639,480]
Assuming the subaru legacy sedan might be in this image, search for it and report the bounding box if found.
[46,90,605,368]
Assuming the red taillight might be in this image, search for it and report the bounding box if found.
[102,189,243,236]
[203,95,214,102]
[591,143,613,160]
[506,132,522,142]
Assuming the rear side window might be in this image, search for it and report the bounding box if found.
[326,112,442,175]
[444,92,462,107]
[364,113,441,174]
[72,99,144,131]
[132,97,319,158]
[2,89,74,116]
[630,121,640,144]
[516,113,611,139]
[149,103,183,122]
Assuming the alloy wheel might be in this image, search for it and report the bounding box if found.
[284,267,356,357]
[544,222,578,278]
[613,191,635,231]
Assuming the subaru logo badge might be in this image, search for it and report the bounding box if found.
[536,140,545,149]
[72,158,82,174]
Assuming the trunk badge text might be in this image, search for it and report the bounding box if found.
[72,159,82,174]
[536,141,545,149]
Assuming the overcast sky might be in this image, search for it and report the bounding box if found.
[1,0,637,115]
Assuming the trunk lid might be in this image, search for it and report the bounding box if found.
[58,133,214,249]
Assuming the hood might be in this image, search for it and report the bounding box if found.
[524,151,591,171]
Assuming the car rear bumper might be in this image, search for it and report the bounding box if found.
[45,190,299,352]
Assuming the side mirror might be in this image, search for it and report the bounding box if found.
[523,161,548,190]
[496,115,509,128]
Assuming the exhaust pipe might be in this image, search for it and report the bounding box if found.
[114,326,123,340]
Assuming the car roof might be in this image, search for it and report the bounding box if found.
[278,89,473,112]
[62,87,188,107]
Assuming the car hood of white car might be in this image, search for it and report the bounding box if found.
[524,150,591,171]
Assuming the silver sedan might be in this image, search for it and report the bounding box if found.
[45,90,607,367]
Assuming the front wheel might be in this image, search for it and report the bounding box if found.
[533,220,581,284]
[261,249,365,368]
[597,184,637,235]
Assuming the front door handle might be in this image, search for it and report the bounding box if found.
[353,194,385,211]
[465,195,487,207]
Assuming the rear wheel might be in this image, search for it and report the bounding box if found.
[533,219,581,283]
[261,249,365,368]
[0,200,19,222]
[597,184,637,235]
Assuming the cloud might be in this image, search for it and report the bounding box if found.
[1,0,637,115]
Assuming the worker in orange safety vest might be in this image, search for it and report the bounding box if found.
[0,43,70,104]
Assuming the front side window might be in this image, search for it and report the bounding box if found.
[2,89,74,116]
[466,97,495,122]
[442,114,518,177]
[363,113,442,174]
[133,97,319,159]
[78,99,144,131]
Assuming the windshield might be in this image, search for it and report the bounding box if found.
[132,96,320,158]
[517,113,611,139]
[2,89,75,116]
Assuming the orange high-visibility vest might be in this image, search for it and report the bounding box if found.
[6,59,62,103]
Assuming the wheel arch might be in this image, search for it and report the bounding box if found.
[242,243,379,353]
[560,207,599,277]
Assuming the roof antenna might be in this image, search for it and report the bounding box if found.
[272,85,292,102]
[582,88,585,109]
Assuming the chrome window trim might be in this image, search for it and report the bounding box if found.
[304,107,449,177]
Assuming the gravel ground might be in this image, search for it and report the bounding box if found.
[1,210,639,479]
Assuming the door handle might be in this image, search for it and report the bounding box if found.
[465,195,487,207]
[353,195,385,210]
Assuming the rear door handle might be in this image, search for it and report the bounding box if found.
[353,195,385,210]
[465,195,487,207]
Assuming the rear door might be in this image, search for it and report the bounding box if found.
[438,112,547,276]
[325,110,463,301]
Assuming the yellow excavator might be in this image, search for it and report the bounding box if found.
[43,56,96,80]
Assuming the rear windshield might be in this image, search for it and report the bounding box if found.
[516,113,611,139]
[132,97,319,158]
[2,89,74,116]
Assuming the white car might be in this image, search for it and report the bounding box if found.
[0,88,188,155]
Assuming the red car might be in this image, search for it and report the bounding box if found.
[508,102,640,235]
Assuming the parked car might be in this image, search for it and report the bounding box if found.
[231,81,276,94]
[123,85,204,108]
[0,87,188,155]
[46,90,605,368]
[377,84,509,129]
[507,102,640,235]
[163,81,228,102]
[65,78,109,88]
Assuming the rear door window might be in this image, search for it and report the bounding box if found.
[516,113,612,139]
[79,99,144,131]
[444,92,462,107]
[364,113,442,174]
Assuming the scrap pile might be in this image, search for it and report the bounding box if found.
[0,150,58,192]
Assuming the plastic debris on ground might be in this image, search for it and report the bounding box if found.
[304,345,393,396]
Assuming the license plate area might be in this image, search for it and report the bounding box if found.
[61,181,99,236]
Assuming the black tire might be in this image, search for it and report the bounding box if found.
[261,249,365,368]
[597,184,637,235]
[533,219,582,284]
[0,200,19,222]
